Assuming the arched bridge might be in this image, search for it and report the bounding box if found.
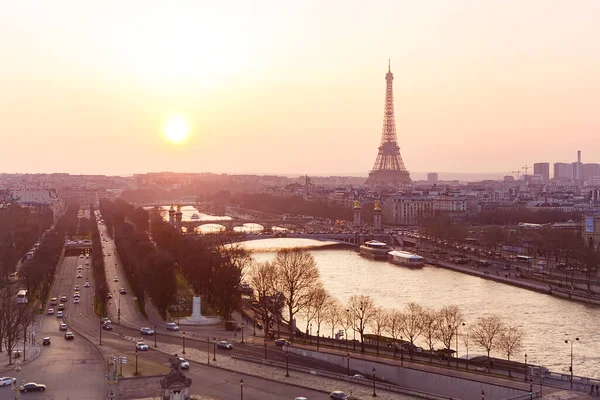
[182,218,307,231]
[216,232,394,247]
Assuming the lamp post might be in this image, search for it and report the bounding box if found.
[372,367,377,397]
[309,323,312,344]
[465,330,470,370]
[207,337,210,365]
[253,318,256,336]
[529,378,533,400]
[154,325,157,347]
[524,353,528,381]
[241,324,244,344]
[286,350,290,377]
[213,338,216,361]
[240,378,244,400]
[264,338,267,360]
[135,348,138,375]
[565,337,579,389]
[400,336,404,367]
[182,331,186,355]
[14,358,21,400]
[481,389,485,400]
[347,353,350,376]
[100,319,103,345]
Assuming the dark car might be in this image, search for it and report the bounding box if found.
[42,337,51,346]
[103,323,113,330]
[20,382,46,392]
[119,288,127,294]
[275,338,291,346]
[64,332,75,340]
[330,391,348,400]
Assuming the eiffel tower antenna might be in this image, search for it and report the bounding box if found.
[365,61,411,187]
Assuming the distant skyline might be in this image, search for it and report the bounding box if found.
[1,1,599,176]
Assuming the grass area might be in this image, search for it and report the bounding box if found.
[70,234,91,240]
[134,298,148,318]
[93,295,105,318]
[175,272,194,295]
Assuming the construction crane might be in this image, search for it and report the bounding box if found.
[522,165,531,175]
[512,170,521,180]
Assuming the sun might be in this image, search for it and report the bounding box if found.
[163,117,190,144]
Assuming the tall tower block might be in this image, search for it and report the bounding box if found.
[365,60,411,187]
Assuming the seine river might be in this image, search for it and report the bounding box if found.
[241,238,600,379]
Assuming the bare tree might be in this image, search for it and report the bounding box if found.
[272,248,321,340]
[386,310,404,357]
[301,285,327,343]
[369,307,389,355]
[435,305,464,365]
[348,295,376,352]
[400,302,424,358]
[498,325,524,377]
[421,308,439,362]
[0,285,31,364]
[312,288,331,351]
[470,315,505,372]
[249,261,277,337]
[339,308,353,351]
[324,300,344,342]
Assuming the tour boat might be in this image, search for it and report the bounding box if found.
[190,213,200,220]
[359,240,392,260]
[388,250,424,268]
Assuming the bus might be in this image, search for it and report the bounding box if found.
[16,290,28,304]
[516,255,533,263]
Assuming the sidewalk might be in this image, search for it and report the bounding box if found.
[151,341,418,400]
[0,341,41,373]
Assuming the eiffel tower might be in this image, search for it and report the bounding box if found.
[365,61,411,187]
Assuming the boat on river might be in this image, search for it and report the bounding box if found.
[190,213,200,220]
[388,250,424,268]
[359,240,392,260]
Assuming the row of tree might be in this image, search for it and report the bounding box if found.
[249,249,524,374]
[89,206,109,316]
[0,282,35,364]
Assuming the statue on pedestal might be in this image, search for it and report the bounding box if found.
[161,354,192,400]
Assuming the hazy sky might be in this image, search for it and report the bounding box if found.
[1,0,599,177]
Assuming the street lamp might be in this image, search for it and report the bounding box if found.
[529,378,533,400]
[372,367,377,397]
[347,353,350,376]
[207,337,210,365]
[524,353,528,381]
[264,338,267,360]
[253,318,256,336]
[154,325,157,348]
[565,337,579,389]
[241,324,244,344]
[182,331,186,355]
[286,350,290,377]
[213,338,216,361]
[400,336,404,367]
[240,378,244,400]
[100,319,103,345]
[135,348,138,376]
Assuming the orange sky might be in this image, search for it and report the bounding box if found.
[1,0,599,177]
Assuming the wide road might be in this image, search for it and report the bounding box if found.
[20,254,106,400]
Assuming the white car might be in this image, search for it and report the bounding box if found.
[76,273,82,279]
[140,327,154,335]
[136,342,149,351]
[73,298,80,304]
[56,311,63,318]
[166,323,180,331]
[47,309,55,315]
[178,357,189,369]
[84,282,90,288]
[0,377,16,387]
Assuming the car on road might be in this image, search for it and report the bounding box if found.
[76,273,82,278]
[64,332,75,340]
[84,282,90,288]
[20,383,46,392]
[60,295,67,302]
[106,293,113,299]
[74,285,80,291]
[329,391,349,400]
[166,323,180,331]
[136,342,149,351]
[56,311,63,318]
[103,323,113,330]
[85,261,89,266]
[50,297,58,305]
[113,276,119,282]
[42,337,51,346]
[119,288,127,294]
[217,341,233,350]
[107,252,111,256]
[101,317,111,324]
[47,308,55,315]
[140,327,154,335]
[178,357,189,369]
[352,374,365,379]
[295,397,308,400]
[73,297,80,304]
[59,323,68,331]
[275,338,291,346]
[0,377,16,387]
[57,304,64,310]
[79,254,84,258]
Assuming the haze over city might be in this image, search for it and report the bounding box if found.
[2,0,599,176]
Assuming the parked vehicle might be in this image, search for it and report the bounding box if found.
[20,383,46,392]
[0,377,16,387]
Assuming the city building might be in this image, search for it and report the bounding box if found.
[365,61,411,187]
[554,163,573,180]
[427,173,439,183]
[383,196,433,225]
[583,212,600,249]
[533,163,550,182]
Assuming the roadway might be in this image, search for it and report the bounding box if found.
[18,254,106,399]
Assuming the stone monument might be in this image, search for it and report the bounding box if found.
[161,354,192,400]
[190,296,203,321]
[180,295,220,326]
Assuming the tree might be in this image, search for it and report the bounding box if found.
[249,261,278,337]
[498,325,524,377]
[470,315,505,372]
[272,248,321,340]
[0,285,33,364]
[421,308,439,362]
[435,305,464,365]
[369,307,389,355]
[143,250,177,318]
[311,287,331,351]
[348,295,376,352]
[324,300,344,342]
[339,308,354,351]
[301,286,326,342]
[213,244,251,319]
[400,302,424,358]
[386,310,404,357]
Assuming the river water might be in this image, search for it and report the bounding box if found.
[241,238,600,379]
